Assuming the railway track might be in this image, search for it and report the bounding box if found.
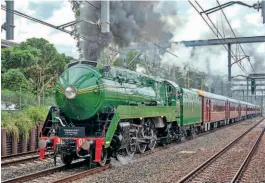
[2,160,110,183]
[177,118,265,183]
[236,121,265,183]
[1,151,37,160]
[2,117,262,183]
[1,155,40,167]
[1,152,53,167]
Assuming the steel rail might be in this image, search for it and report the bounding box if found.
[1,151,37,160]
[1,161,85,183]
[52,165,111,183]
[177,117,265,183]
[231,123,265,183]
[1,155,39,167]
[2,117,261,183]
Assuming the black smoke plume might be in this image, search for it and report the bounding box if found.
[75,1,172,60]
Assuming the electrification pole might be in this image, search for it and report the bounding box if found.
[261,90,264,116]
[101,1,109,33]
[228,43,232,97]
[5,0,14,40]
[246,77,249,102]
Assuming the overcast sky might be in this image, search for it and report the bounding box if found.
[1,0,264,76]
[1,0,78,57]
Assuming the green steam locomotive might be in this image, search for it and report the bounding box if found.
[39,60,260,166]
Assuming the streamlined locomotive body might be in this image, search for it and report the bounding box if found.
[39,61,261,166]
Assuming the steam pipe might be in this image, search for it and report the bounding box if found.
[55,117,66,127]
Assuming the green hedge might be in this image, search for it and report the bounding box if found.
[1,106,48,139]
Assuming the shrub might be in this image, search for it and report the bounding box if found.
[1,112,19,138]
[12,112,33,139]
[1,106,48,139]
[24,106,48,126]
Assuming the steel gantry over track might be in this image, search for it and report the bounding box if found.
[123,36,265,50]
[231,73,265,110]
[123,36,265,83]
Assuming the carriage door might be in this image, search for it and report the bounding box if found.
[206,99,210,122]
[166,84,176,106]
[238,104,241,118]
[226,101,230,119]
[208,99,212,121]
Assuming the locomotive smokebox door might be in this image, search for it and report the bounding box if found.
[58,127,85,138]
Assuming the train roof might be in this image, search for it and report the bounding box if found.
[190,89,259,107]
[191,89,228,101]
[227,98,240,104]
[240,101,256,107]
[164,80,180,88]
[240,101,249,105]
[182,88,199,95]
[248,103,256,107]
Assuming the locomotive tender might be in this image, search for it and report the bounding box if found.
[39,60,261,166]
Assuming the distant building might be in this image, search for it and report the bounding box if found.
[1,39,19,48]
[1,101,18,111]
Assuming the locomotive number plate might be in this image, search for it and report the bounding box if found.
[58,127,85,137]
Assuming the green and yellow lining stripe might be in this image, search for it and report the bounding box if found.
[55,84,156,101]
[56,84,136,95]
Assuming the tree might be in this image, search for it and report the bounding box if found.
[1,38,70,105]
[1,45,40,74]
[2,69,32,91]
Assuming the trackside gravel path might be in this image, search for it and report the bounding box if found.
[77,118,263,183]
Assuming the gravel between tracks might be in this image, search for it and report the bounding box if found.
[240,122,265,183]
[23,164,89,183]
[1,155,63,181]
[77,117,263,183]
[187,129,262,182]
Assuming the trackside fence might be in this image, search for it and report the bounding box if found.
[1,125,42,156]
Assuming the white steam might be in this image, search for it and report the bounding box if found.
[157,1,265,77]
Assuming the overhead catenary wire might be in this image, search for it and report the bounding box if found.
[189,1,248,75]
[194,1,248,74]
[198,1,258,78]
[1,5,96,43]
[194,1,249,75]
[84,0,100,10]
[216,1,264,88]
[139,34,179,58]
[216,0,255,73]
[84,1,179,59]
[1,4,120,55]
[2,4,179,63]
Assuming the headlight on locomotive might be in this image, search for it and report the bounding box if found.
[64,86,77,99]
[38,140,48,148]
[81,141,90,150]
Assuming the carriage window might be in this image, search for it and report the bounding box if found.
[67,61,79,68]
[167,85,172,92]
[81,60,98,67]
